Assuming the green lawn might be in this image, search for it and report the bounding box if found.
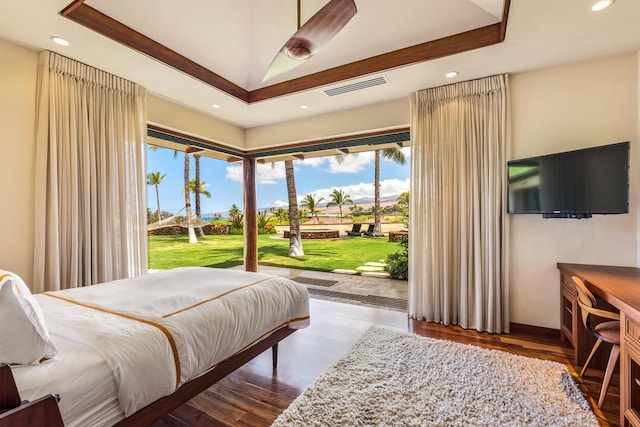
[148,234,400,272]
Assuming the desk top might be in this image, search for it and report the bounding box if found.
[557,263,640,323]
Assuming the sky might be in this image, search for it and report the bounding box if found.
[146,146,411,216]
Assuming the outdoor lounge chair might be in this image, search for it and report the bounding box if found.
[347,223,363,236]
[362,224,376,236]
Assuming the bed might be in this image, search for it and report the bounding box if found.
[0,267,310,426]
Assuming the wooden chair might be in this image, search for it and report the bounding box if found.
[346,223,362,236]
[572,275,620,408]
[362,224,376,236]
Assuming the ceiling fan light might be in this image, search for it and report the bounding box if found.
[286,46,312,61]
[285,37,314,61]
[591,0,614,11]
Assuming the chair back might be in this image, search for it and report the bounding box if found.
[571,276,620,331]
[572,276,597,330]
[366,224,375,233]
[352,223,361,232]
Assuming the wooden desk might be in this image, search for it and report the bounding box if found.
[557,263,640,426]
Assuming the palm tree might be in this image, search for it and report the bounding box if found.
[373,148,406,236]
[228,204,244,230]
[396,191,409,210]
[285,160,303,256]
[146,171,166,224]
[270,207,288,225]
[326,188,353,223]
[300,193,325,223]
[185,179,212,199]
[184,151,197,243]
[194,154,203,236]
[395,191,410,227]
[183,178,212,236]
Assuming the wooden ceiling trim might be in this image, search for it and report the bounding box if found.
[250,23,502,102]
[61,2,511,104]
[60,0,87,16]
[245,127,410,157]
[147,123,409,161]
[61,3,249,102]
[147,123,246,157]
[499,0,512,41]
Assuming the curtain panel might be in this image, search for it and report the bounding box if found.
[33,51,148,293]
[408,75,510,333]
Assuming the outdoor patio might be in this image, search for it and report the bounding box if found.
[234,265,408,312]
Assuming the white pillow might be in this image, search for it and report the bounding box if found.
[0,271,57,365]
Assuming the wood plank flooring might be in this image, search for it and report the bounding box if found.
[153,299,618,426]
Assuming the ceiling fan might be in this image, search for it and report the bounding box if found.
[262,0,358,83]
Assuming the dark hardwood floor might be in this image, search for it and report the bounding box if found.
[153,298,618,427]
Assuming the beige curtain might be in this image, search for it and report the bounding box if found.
[33,51,148,293]
[408,75,510,333]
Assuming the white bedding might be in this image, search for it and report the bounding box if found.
[12,332,123,427]
[11,267,309,425]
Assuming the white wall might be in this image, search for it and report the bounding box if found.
[509,53,639,328]
[147,95,244,148]
[0,39,38,285]
[245,98,410,148]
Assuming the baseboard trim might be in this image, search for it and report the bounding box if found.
[509,322,560,340]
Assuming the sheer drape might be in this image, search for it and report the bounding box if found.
[408,75,510,333]
[33,51,148,293]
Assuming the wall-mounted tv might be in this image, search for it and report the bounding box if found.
[507,142,629,218]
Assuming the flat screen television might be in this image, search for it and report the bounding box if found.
[507,142,629,218]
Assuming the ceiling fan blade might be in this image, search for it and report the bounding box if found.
[262,0,357,83]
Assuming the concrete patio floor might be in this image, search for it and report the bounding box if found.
[233,265,408,312]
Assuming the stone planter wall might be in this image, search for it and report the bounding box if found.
[283,229,340,239]
[388,230,408,243]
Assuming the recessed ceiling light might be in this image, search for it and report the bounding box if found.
[591,0,614,11]
[300,105,309,109]
[445,71,458,78]
[211,104,221,109]
[51,37,69,46]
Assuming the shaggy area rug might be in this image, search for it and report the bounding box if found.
[272,326,597,426]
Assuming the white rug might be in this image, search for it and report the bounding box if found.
[272,326,597,426]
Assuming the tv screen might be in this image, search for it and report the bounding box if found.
[507,142,629,216]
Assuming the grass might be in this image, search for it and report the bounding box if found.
[148,234,401,272]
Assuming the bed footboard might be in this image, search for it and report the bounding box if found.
[0,394,63,427]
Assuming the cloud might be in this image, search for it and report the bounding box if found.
[256,162,286,184]
[226,163,286,185]
[298,157,325,167]
[300,178,410,203]
[225,165,243,183]
[378,178,410,198]
[327,152,374,174]
[272,200,289,208]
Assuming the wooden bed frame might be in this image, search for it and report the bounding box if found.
[0,326,296,426]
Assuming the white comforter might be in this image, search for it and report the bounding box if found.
[33,267,310,418]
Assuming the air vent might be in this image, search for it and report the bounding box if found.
[323,76,388,96]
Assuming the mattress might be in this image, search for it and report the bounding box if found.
[11,267,310,426]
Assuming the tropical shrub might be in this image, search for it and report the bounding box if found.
[207,224,229,235]
[385,234,408,280]
[262,224,277,234]
[257,210,271,234]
